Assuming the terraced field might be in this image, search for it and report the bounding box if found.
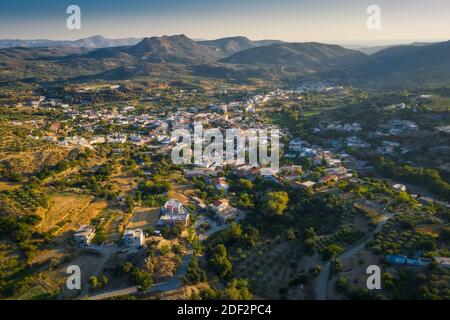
[36,192,108,235]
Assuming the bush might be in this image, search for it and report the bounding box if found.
[264,191,289,216]
[319,243,344,260]
[208,244,232,278]
[220,279,252,300]
[335,277,349,293]
[131,268,153,291]
[184,256,207,284]
[89,276,99,290]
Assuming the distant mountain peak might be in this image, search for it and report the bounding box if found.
[0,35,141,49]
[85,34,220,63]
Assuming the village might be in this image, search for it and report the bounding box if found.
[0,80,448,300]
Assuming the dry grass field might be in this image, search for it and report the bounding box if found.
[36,192,108,235]
[109,165,139,193]
[168,184,197,205]
[127,207,160,230]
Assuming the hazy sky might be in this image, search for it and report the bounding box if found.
[1,0,449,45]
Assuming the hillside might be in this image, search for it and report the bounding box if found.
[220,42,371,73]
[363,40,450,86]
[87,34,220,63]
[1,35,449,87]
[199,36,282,57]
[372,41,450,68]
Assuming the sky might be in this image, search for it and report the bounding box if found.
[1,0,450,46]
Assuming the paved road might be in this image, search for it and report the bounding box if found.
[314,211,393,300]
[87,252,192,300]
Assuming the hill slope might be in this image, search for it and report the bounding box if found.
[86,34,220,63]
[199,36,282,57]
[364,40,450,86]
[1,34,449,87]
[220,42,371,72]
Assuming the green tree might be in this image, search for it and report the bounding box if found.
[89,276,99,289]
[200,287,218,300]
[220,279,252,300]
[131,268,153,292]
[121,262,133,274]
[185,256,207,284]
[238,179,254,191]
[335,277,349,293]
[264,191,289,216]
[330,259,343,274]
[320,243,344,260]
[209,244,232,278]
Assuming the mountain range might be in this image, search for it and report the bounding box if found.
[0,35,142,49]
[83,35,287,63]
[85,35,220,63]
[0,34,449,88]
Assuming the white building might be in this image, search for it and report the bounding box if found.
[89,136,106,145]
[162,199,184,214]
[289,138,307,153]
[377,141,401,154]
[123,229,145,248]
[158,213,190,228]
[435,257,450,268]
[158,199,190,228]
[107,134,127,144]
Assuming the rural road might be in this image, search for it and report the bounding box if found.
[87,251,192,300]
[314,210,394,300]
